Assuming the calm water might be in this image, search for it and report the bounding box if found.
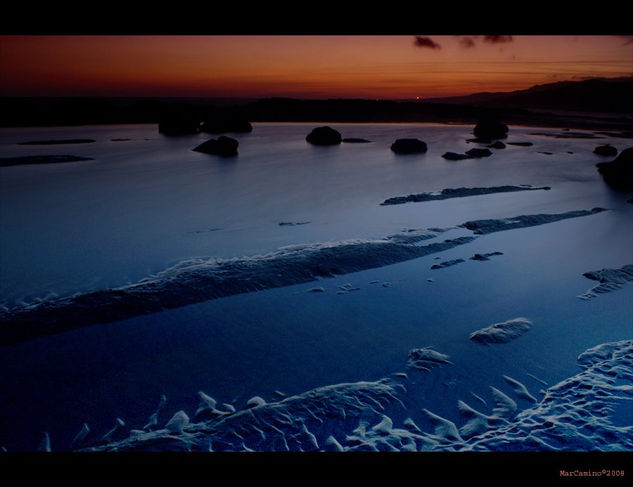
[0,123,631,451]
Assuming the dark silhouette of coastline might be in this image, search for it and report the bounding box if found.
[429,77,633,114]
[1,78,631,132]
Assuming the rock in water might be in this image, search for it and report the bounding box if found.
[306,126,342,146]
[593,144,617,156]
[596,147,633,189]
[488,141,506,149]
[473,113,509,140]
[391,138,428,154]
[442,152,469,160]
[193,136,239,157]
[465,148,493,158]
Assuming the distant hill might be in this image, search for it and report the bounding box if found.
[1,78,632,130]
[427,77,633,114]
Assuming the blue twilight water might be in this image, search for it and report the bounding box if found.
[0,123,631,451]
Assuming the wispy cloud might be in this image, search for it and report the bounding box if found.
[483,35,514,44]
[413,36,441,49]
[459,37,476,48]
[617,35,633,45]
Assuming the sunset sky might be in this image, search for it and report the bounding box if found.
[1,35,631,99]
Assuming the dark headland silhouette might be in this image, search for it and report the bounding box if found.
[1,77,631,132]
[428,77,633,114]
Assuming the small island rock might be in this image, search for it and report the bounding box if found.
[473,114,509,140]
[596,147,633,189]
[193,136,239,157]
[488,141,506,149]
[306,126,342,145]
[391,138,428,154]
[593,144,618,156]
[442,152,469,160]
[465,148,493,158]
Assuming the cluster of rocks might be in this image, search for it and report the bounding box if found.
[157,113,252,157]
[167,117,633,191]
[442,148,493,160]
[442,115,509,160]
[472,114,509,140]
[304,126,430,155]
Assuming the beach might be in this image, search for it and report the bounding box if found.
[0,121,631,452]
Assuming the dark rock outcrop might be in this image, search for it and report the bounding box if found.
[442,148,493,160]
[306,126,342,145]
[488,141,506,149]
[596,147,633,189]
[593,144,618,156]
[470,251,504,261]
[431,258,465,270]
[465,148,493,158]
[192,136,239,157]
[473,114,509,140]
[390,138,428,154]
[442,152,469,160]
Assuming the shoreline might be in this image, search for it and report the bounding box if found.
[1,97,631,134]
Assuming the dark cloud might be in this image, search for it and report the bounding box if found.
[459,37,476,48]
[483,35,514,44]
[413,36,441,49]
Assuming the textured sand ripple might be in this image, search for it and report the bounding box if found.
[0,231,474,345]
[577,264,633,300]
[462,208,607,235]
[380,185,550,206]
[407,348,452,372]
[469,318,533,344]
[0,207,608,344]
[72,340,632,453]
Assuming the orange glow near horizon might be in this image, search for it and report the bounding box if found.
[0,35,631,99]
